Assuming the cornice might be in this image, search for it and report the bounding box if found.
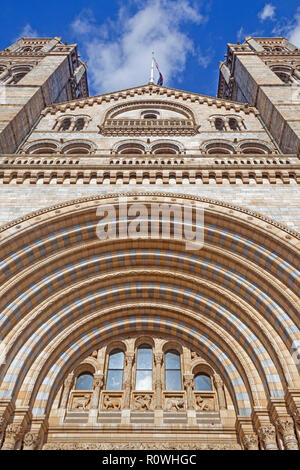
[42,83,257,116]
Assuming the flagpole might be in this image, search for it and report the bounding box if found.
[150,51,154,84]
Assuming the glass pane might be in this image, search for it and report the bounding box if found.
[165,351,180,370]
[106,370,123,390]
[136,370,152,391]
[137,347,152,370]
[76,373,93,390]
[194,374,212,391]
[166,370,182,390]
[108,351,124,369]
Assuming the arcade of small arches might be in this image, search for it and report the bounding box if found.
[19,138,276,156]
[0,192,299,450]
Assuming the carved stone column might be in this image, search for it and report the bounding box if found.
[123,353,134,409]
[154,353,163,409]
[60,373,74,409]
[242,433,259,450]
[91,374,104,409]
[1,423,25,450]
[183,374,194,409]
[258,424,278,450]
[213,374,226,410]
[276,418,299,450]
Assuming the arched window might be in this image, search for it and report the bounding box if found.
[240,143,270,154]
[26,142,58,154]
[135,345,153,390]
[75,373,93,390]
[205,142,234,155]
[116,143,145,154]
[194,374,212,391]
[152,143,180,155]
[141,110,160,119]
[74,118,85,131]
[106,350,124,390]
[165,350,182,390]
[215,118,225,131]
[60,118,71,131]
[62,142,92,154]
[229,118,240,131]
[143,113,158,119]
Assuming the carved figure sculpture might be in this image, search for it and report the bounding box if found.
[195,395,211,411]
[166,398,185,411]
[73,394,91,410]
[134,394,152,410]
[103,394,121,410]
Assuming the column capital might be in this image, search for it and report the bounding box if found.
[154,352,163,365]
[257,424,277,450]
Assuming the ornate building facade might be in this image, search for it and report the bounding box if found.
[0,35,300,450]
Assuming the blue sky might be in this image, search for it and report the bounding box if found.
[1,0,300,97]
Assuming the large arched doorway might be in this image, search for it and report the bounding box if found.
[0,193,299,450]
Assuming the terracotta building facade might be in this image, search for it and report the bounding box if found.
[0,35,300,450]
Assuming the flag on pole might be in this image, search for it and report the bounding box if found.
[154,57,163,86]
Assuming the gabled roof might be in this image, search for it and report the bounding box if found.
[44,83,258,116]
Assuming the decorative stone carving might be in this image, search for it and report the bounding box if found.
[123,353,134,409]
[183,374,194,409]
[72,394,91,410]
[242,433,259,450]
[91,374,104,409]
[2,423,24,450]
[258,424,278,450]
[0,415,6,434]
[276,418,299,450]
[60,373,74,409]
[102,394,122,411]
[194,393,215,411]
[165,398,185,411]
[23,432,41,450]
[154,352,163,409]
[213,374,226,410]
[133,393,153,411]
[43,441,241,450]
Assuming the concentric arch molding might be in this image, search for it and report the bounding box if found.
[0,191,299,244]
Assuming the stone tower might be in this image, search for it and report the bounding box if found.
[0,36,89,154]
[218,36,300,154]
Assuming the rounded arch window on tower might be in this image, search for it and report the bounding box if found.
[59,118,72,131]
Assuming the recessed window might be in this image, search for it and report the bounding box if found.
[135,346,153,390]
[194,374,212,391]
[165,350,181,390]
[106,350,124,390]
[75,373,93,390]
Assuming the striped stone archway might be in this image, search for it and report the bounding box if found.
[0,192,299,450]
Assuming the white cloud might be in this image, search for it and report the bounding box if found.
[258,4,276,21]
[288,8,300,47]
[18,24,39,38]
[71,0,208,94]
[237,26,245,42]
